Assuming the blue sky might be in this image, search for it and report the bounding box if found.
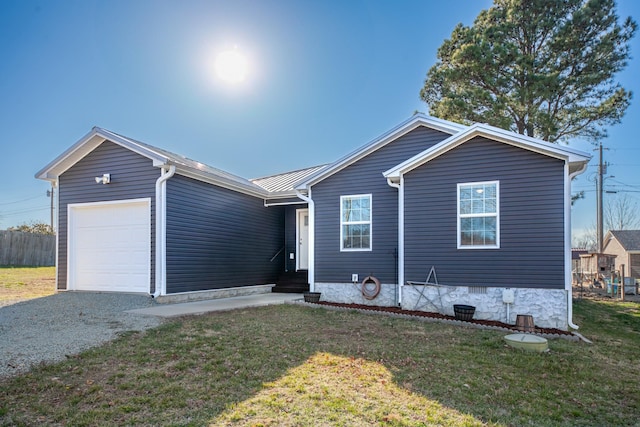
[1,0,638,240]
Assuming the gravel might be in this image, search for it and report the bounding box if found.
[0,292,164,378]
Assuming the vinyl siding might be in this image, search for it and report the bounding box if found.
[313,126,450,284]
[165,175,283,293]
[57,141,159,290]
[403,136,566,289]
[631,254,640,279]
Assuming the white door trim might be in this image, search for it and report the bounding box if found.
[67,198,151,292]
[296,208,309,271]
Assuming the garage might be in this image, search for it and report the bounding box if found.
[68,198,151,293]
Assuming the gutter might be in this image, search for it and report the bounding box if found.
[566,161,589,329]
[153,165,176,298]
[295,189,315,291]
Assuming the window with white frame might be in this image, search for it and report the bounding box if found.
[340,194,372,251]
[457,181,499,249]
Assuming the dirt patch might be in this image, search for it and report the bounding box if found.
[310,301,572,336]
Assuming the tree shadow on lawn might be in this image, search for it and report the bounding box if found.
[1,303,635,426]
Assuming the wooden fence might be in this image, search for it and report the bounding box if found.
[0,230,55,266]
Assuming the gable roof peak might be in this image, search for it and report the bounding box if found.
[296,114,466,190]
[606,229,640,251]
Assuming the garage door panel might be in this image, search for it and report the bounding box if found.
[69,199,151,293]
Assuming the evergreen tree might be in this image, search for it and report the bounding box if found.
[420,0,636,143]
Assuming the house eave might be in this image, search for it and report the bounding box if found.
[35,127,169,181]
[296,114,465,190]
[173,165,269,199]
[383,124,592,179]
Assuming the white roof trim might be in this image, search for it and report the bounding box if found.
[36,127,270,198]
[383,123,592,179]
[174,166,269,198]
[35,127,169,180]
[296,114,465,190]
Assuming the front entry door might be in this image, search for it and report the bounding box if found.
[297,209,309,270]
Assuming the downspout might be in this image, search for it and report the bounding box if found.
[295,189,315,291]
[566,162,588,329]
[153,165,176,298]
[386,177,403,306]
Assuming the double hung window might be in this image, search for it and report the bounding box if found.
[340,194,372,251]
[457,181,499,249]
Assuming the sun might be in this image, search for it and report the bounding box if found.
[214,49,248,84]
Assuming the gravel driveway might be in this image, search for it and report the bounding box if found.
[0,292,164,378]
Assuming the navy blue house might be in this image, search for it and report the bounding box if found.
[37,114,590,329]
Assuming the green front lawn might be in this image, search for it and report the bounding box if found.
[1,297,638,426]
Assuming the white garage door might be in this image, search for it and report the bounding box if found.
[68,198,151,293]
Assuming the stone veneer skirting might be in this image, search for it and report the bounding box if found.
[314,282,569,330]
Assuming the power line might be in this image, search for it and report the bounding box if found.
[0,194,44,206]
[1,206,50,215]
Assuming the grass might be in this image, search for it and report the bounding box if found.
[0,269,638,425]
[0,266,56,303]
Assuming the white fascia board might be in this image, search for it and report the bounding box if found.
[92,128,170,166]
[384,124,591,179]
[295,114,465,190]
[174,166,269,199]
[36,127,169,180]
[264,190,302,199]
[472,123,592,163]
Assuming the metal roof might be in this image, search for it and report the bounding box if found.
[251,164,328,194]
[98,128,268,195]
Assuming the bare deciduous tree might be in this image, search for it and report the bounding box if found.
[605,194,640,231]
[573,194,640,250]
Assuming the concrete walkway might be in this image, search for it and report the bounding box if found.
[126,293,303,318]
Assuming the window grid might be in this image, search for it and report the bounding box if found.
[340,194,372,251]
[457,181,499,249]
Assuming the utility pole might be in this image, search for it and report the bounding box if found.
[46,185,54,232]
[595,142,608,254]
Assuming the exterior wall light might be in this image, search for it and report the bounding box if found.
[95,173,111,184]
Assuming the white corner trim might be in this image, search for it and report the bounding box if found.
[566,161,587,330]
[296,189,315,291]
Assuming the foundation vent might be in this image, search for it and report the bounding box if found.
[468,286,487,294]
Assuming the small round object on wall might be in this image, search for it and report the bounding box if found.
[361,276,381,300]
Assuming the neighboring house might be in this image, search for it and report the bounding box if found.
[37,114,591,329]
[571,248,588,281]
[602,230,640,287]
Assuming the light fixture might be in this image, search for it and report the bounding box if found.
[94,173,111,184]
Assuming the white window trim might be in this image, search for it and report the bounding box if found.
[340,194,372,252]
[457,181,500,249]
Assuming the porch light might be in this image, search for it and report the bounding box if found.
[94,173,111,184]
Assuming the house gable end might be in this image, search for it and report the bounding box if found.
[313,125,450,284]
[605,230,640,252]
[297,114,464,190]
[402,137,567,289]
[384,124,591,181]
[36,128,169,181]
